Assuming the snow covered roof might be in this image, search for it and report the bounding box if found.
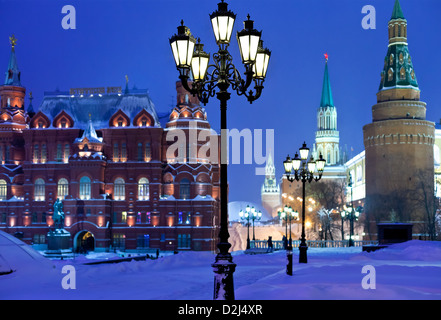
[38,90,161,130]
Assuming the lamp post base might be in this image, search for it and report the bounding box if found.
[299,244,308,263]
[286,246,293,275]
[212,253,236,300]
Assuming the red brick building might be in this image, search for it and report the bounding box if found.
[0,41,220,252]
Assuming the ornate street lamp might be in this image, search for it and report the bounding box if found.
[169,0,270,301]
[239,205,251,250]
[341,174,361,247]
[283,142,325,263]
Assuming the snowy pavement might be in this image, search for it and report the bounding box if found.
[1,240,441,300]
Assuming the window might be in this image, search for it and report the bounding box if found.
[33,234,45,244]
[185,212,191,225]
[113,212,117,224]
[138,178,149,200]
[34,178,45,201]
[178,212,183,224]
[145,142,151,162]
[32,212,38,224]
[1,213,6,224]
[57,178,69,199]
[55,143,62,162]
[136,212,142,224]
[137,143,143,161]
[113,143,119,162]
[146,212,151,224]
[64,144,70,163]
[79,176,91,200]
[33,144,39,163]
[179,178,190,200]
[400,67,406,80]
[112,234,125,249]
[121,143,127,162]
[388,68,394,81]
[137,234,150,248]
[42,212,46,224]
[5,146,9,163]
[0,180,6,200]
[121,211,127,224]
[114,178,125,201]
[141,120,147,127]
[41,144,47,163]
[178,234,191,249]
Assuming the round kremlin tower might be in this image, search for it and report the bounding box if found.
[363,0,435,235]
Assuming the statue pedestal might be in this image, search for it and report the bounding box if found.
[44,228,73,259]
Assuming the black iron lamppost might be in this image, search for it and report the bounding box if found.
[239,206,262,250]
[341,174,360,247]
[278,205,299,275]
[283,142,326,263]
[169,0,270,301]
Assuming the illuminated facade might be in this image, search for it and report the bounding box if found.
[0,40,220,252]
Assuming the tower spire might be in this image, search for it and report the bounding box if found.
[391,0,405,20]
[320,54,334,108]
[4,35,21,86]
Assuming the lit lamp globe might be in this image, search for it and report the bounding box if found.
[169,20,197,75]
[283,155,293,174]
[237,15,261,65]
[299,142,309,161]
[316,153,326,172]
[191,39,210,81]
[210,0,236,45]
[253,40,271,80]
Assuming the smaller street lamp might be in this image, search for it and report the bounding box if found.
[341,206,361,247]
[278,205,299,275]
[283,142,325,263]
[239,205,261,249]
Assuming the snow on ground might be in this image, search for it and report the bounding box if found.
[1,240,441,300]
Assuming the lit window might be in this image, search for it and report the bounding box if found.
[34,178,45,201]
[79,176,91,200]
[138,178,149,200]
[57,178,69,199]
[0,180,7,200]
[121,211,127,224]
[114,178,125,201]
[179,178,190,200]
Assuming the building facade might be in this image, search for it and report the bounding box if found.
[0,40,221,252]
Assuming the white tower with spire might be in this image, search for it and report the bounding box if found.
[261,152,281,218]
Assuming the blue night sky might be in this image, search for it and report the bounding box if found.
[1,0,440,207]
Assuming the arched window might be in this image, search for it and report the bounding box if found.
[0,179,7,200]
[114,178,125,201]
[138,178,149,201]
[179,178,191,200]
[400,67,406,80]
[34,178,45,201]
[79,176,91,200]
[57,178,69,200]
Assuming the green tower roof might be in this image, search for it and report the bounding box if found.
[391,0,405,20]
[320,61,334,108]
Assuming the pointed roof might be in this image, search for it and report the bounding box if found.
[391,0,405,20]
[4,35,21,86]
[75,115,103,144]
[320,60,334,108]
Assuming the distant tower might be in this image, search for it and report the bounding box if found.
[363,0,435,231]
[0,35,29,164]
[314,54,340,166]
[261,152,281,217]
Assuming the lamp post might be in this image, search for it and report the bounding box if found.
[341,174,360,247]
[169,0,270,300]
[283,142,325,263]
[278,205,299,275]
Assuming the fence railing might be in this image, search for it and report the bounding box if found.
[250,239,378,249]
